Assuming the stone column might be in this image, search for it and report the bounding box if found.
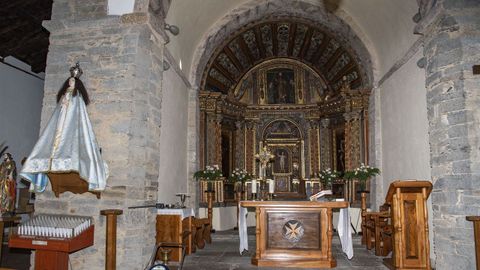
[416,1,480,269]
[36,1,164,269]
[319,118,332,170]
[235,120,245,169]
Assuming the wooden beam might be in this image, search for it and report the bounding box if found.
[311,35,331,63]
[213,62,236,82]
[206,77,228,93]
[254,26,266,58]
[223,47,244,71]
[287,23,297,56]
[238,35,255,66]
[271,23,278,56]
[331,62,356,83]
[299,28,313,59]
[324,48,344,72]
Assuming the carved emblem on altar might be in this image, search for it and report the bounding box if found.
[283,220,304,243]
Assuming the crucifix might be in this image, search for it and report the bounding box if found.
[255,142,275,179]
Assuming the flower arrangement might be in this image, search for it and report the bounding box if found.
[319,168,339,190]
[228,168,252,183]
[193,164,222,181]
[343,163,380,191]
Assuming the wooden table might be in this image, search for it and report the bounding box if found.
[156,208,195,262]
[240,200,348,268]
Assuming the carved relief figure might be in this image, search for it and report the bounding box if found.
[274,149,290,173]
[267,68,295,104]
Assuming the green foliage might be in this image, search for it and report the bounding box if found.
[343,163,380,190]
[193,165,222,181]
[228,168,252,183]
[319,168,339,189]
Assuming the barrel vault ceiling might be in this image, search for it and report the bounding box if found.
[203,18,365,94]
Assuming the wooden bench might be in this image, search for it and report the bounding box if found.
[365,208,392,256]
[193,218,211,249]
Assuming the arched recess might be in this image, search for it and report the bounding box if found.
[192,0,374,203]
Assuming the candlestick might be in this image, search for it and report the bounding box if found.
[268,179,274,193]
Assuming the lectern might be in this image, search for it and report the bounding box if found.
[241,200,348,268]
[383,180,432,270]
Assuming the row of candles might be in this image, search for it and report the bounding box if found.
[17,214,92,239]
[250,179,275,194]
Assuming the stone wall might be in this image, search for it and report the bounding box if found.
[35,0,165,269]
[419,0,480,269]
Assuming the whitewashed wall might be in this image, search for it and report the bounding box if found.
[157,67,189,204]
[377,49,434,261]
[0,57,44,183]
[379,50,431,194]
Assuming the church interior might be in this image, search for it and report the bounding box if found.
[0,0,479,269]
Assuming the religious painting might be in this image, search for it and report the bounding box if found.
[266,68,295,104]
[274,148,290,173]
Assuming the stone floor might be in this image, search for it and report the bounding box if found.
[180,228,389,270]
[1,228,389,270]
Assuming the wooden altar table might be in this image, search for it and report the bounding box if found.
[240,200,349,268]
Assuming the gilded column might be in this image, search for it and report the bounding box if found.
[234,120,245,169]
[244,121,256,174]
[199,110,206,169]
[344,111,362,171]
[308,120,320,175]
[319,118,332,170]
[206,113,222,167]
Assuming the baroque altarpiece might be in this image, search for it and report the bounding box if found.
[199,58,370,202]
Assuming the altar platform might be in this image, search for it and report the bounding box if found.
[180,228,388,270]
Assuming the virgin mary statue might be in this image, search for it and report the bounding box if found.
[20,63,108,194]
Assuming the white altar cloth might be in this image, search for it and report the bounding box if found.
[238,203,354,259]
[157,208,195,220]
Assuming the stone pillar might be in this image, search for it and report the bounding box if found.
[308,120,320,175]
[416,1,480,269]
[235,120,245,169]
[189,87,201,210]
[368,87,383,210]
[319,118,332,170]
[36,1,164,269]
[206,114,222,167]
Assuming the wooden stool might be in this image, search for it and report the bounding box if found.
[467,216,480,270]
[100,209,123,270]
